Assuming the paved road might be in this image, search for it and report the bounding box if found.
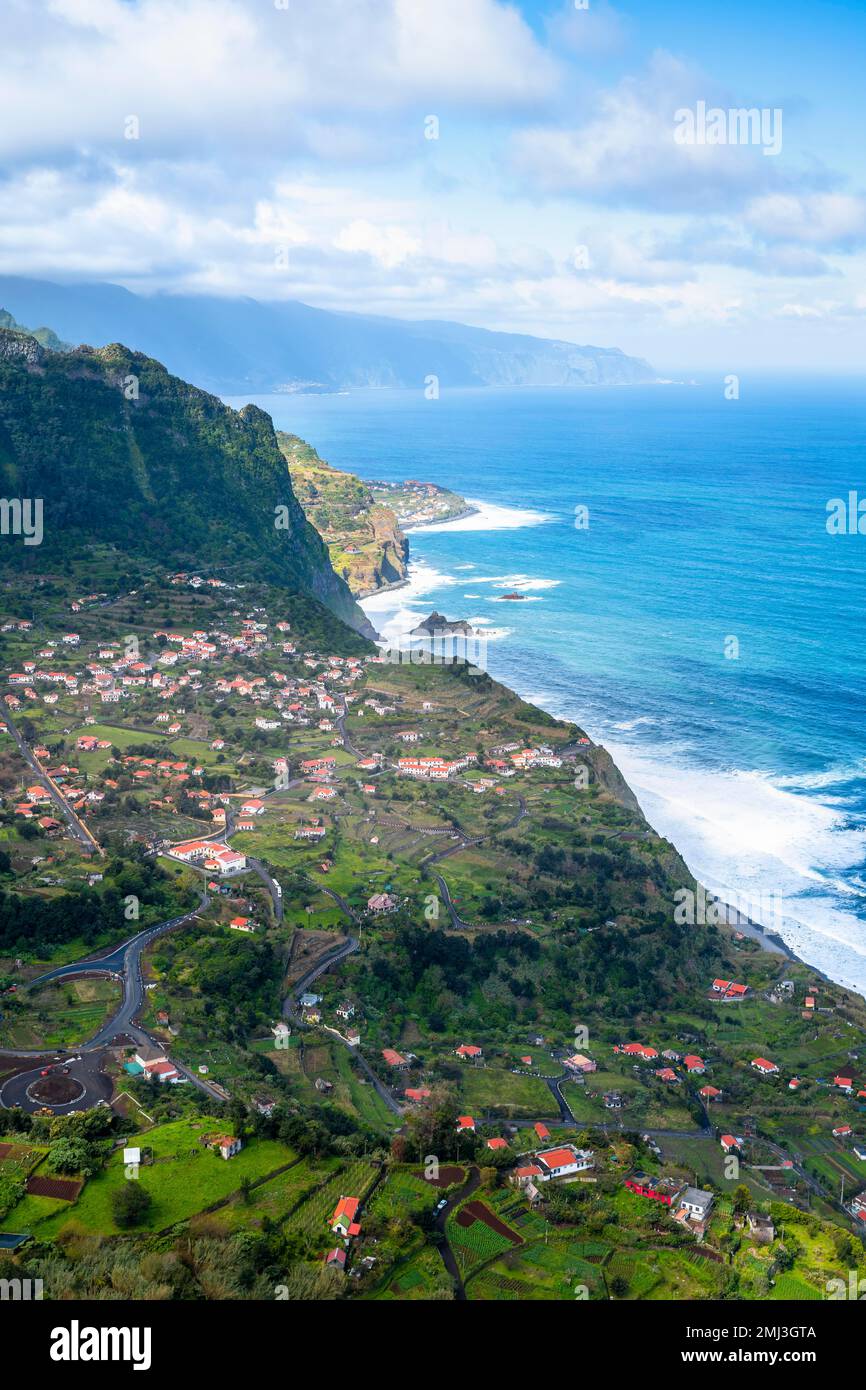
[0,1052,114,1114]
[335,701,360,756]
[0,891,229,1111]
[546,1074,578,1124]
[425,796,528,929]
[0,697,102,856]
[281,926,403,1118]
[434,1164,481,1299]
[215,804,287,924]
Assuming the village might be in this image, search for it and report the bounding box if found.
[1,568,866,1300]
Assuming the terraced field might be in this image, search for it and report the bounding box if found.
[210,1155,342,1231]
[282,1158,379,1241]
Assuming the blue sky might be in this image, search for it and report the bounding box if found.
[0,0,864,370]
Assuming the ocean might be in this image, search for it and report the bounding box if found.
[228,378,866,995]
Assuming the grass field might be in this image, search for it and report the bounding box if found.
[368,1166,443,1222]
[203,1154,342,1232]
[456,1066,555,1118]
[562,1073,696,1129]
[374,1244,453,1300]
[769,1272,824,1300]
[0,1118,295,1237]
[0,1139,48,1177]
[654,1135,778,1202]
[466,1232,607,1300]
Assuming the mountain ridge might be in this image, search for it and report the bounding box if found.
[0,275,656,396]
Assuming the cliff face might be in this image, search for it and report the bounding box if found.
[278,433,409,597]
[0,331,373,637]
[0,326,44,365]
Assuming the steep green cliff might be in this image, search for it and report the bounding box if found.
[279,432,409,597]
[0,331,373,636]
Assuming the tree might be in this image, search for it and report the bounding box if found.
[46,1137,98,1177]
[733,1183,751,1216]
[112,1181,152,1228]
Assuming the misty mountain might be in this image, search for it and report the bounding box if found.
[0,276,655,396]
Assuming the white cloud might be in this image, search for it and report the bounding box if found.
[744,193,866,249]
[511,52,804,212]
[0,0,557,164]
[0,0,863,368]
[333,219,420,269]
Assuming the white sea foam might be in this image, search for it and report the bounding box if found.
[406,499,553,533]
[360,560,457,617]
[465,618,512,639]
[605,741,866,994]
[770,761,866,793]
[472,573,561,592]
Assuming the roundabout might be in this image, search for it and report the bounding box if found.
[0,1055,113,1115]
[25,1073,86,1108]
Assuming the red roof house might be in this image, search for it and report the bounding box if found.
[330,1195,361,1237]
[381,1048,408,1068]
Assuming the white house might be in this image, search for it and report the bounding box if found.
[751,1057,779,1075]
[535,1145,594,1180]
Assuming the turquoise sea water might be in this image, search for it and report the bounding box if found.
[228,379,866,993]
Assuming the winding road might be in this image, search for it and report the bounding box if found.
[423,795,528,929]
[0,894,225,1113]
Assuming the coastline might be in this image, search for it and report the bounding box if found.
[351,503,482,601]
[360,498,865,1005]
[402,503,480,532]
[356,574,411,600]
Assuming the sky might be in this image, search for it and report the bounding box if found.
[1,0,865,370]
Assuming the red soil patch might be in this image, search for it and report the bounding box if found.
[0,1143,13,1160]
[412,1165,465,1189]
[25,1174,82,1201]
[456,1200,522,1244]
